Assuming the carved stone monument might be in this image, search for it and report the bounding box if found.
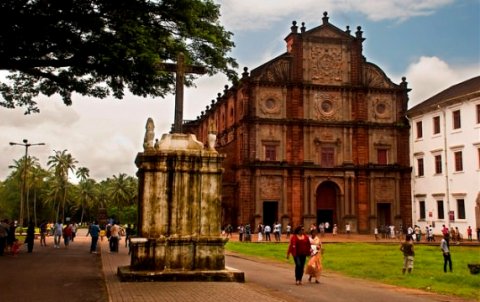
[117,119,244,282]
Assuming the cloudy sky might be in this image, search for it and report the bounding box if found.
[1,0,479,181]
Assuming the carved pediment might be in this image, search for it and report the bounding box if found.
[365,63,396,89]
[308,26,346,39]
[251,57,291,82]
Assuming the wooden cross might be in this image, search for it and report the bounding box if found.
[159,53,207,133]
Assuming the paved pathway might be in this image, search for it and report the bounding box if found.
[1,229,478,302]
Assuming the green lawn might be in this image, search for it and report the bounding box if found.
[225,241,480,300]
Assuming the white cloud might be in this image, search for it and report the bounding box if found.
[217,0,454,31]
[402,56,480,107]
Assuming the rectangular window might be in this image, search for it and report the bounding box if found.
[454,151,463,172]
[417,158,424,176]
[433,116,440,134]
[452,110,461,129]
[457,199,465,219]
[477,104,480,124]
[321,147,335,167]
[265,145,277,161]
[416,121,423,138]
[434,154,442,174]
[419,201,426,220]
[377,149,388,164]
[437,200,444,219]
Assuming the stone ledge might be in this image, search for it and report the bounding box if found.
[117,266,245,282]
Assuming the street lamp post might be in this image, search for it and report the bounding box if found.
[9,139,45,226]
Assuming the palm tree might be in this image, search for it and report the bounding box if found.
[75,167,96,224]
[107,173,138,223]
[47,150,78,223]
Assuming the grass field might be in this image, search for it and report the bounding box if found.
[225,241,480,300]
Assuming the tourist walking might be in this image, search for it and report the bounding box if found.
[0,219,9,256]
[86,221,100,253]
[110,222,120,252]
[53,221,63,248]
[125,224,133,247]
[238,224,244,242]
[273,222,281,242]
[287,225,312,285]
[25,221,35,253]
[63,223,73,248]
[257,224,263,241]
[6,220,16,253]
[440,233,453,272]
[467,226,472,241]
[285,224,291,239]
[305,229,322,283]
[264,224,271,241]
[39,220,48,247]
[400,234,415,274]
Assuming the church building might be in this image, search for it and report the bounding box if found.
[184,12,412,233]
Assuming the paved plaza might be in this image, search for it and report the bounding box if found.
[0,229,477,302]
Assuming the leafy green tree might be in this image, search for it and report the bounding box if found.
[0,0,237,114]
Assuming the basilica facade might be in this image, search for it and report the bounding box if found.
[184,13,412,233]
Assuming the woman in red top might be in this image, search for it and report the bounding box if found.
[287,225,312,285]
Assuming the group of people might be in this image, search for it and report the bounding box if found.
[86,221,134,254]
[286,225,323,285]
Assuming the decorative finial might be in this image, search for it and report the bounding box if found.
[301,22,306,33]
[242,67,249,78]
[291,21,298,33]
[224,85,229,94]
[322,12,329,24]
[346,25,351,34]
[143,118,155,151]
[356,26,363,38]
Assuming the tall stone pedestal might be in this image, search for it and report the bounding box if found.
[117,131,244,282]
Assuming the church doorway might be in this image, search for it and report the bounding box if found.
[316,181,339,232]
[377,203,391,227]
[263,201,278,227]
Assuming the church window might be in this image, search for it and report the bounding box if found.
[434,154,442,174]
[417,158,424,177]
[265,145,277,161]
[416,121,423,139]
[321,147,335,167]
[452,110,461,129]
[377,149,388,164]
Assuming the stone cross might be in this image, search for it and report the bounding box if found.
[159,53,206,133]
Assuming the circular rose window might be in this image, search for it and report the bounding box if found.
[376,103,386,114]
[265,98,276,109]
[321,100,333,113]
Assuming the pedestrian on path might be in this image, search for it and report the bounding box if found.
[25,221,35,253]
[53,221,63,248]
[440,233,453,272]
[305,229,322,283]
[86,221,100,253]
[287,225,311,285]
[400,234,414,274]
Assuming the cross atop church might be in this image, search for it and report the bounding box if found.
[159,52,207,133]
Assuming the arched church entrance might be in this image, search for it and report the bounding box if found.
[316,181,339,232]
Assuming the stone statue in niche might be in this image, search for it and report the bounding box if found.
[143,118,155,151]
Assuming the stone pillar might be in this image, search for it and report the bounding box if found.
[118,131,244,282]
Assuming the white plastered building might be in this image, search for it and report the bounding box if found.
[407,76,480,239]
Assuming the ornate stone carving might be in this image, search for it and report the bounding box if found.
[260,176,282,199]
[371,96,392,120]
[313,92,341,120]
[311,46,343,84]
[252,58,290,82]
[375,178,394,200]
[365,64,395,88]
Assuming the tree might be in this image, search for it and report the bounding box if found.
[0,0,238,114]
[47,150,78,222]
